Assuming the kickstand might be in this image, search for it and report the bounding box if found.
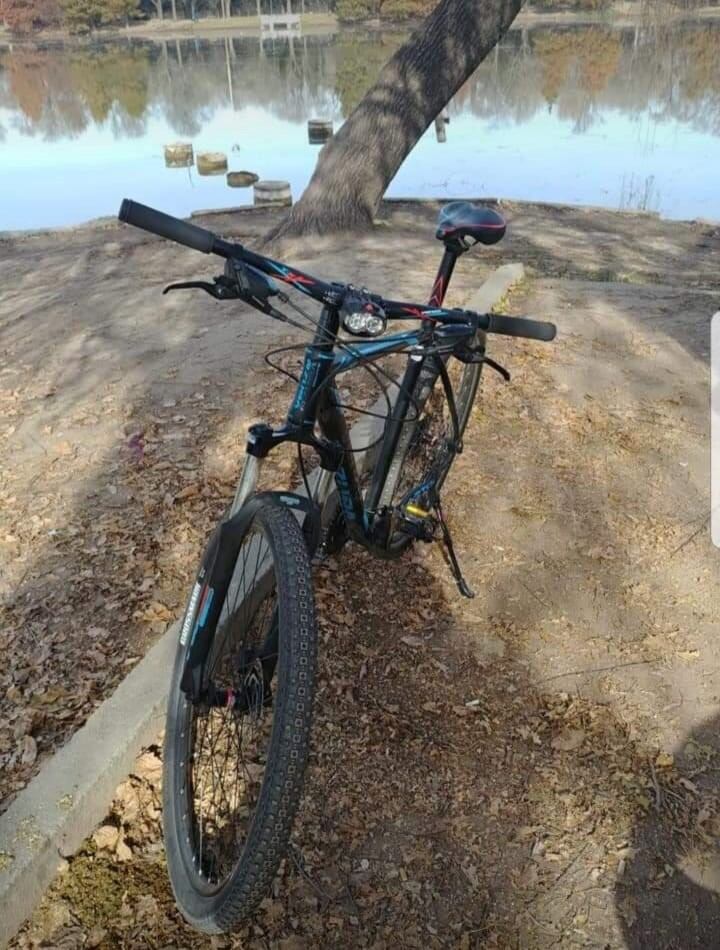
[434,498,475,599]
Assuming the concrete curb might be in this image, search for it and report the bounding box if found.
[0,262,524,947]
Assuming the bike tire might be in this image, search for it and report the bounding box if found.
[163,501,317,933]
[382,351,483,551]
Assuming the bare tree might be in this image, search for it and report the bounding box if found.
[269,0,524,238]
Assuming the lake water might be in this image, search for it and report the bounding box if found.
[1,18,719,231]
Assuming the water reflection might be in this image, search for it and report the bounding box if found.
[0,22,719,229]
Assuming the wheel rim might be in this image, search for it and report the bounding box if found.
[392,356,477,511]
[181,523,280,893]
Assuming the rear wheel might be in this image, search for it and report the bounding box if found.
[382,348,483,550]
[163,502,317,933]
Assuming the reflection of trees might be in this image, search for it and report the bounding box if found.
[534,31,574,106]
[2,23,720,141]
[470,22,720,137]
[70,47,150,130]
[334,34,403,116]
[6,52,47,123]
[151,40,221,136]
[1,46,150,138]
[147,34,339,134]
[674,29,720,134]
[537,28,623,131]
[3,51,87,137]
[576,29,622,95]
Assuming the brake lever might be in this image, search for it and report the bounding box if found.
[162,274,288,324]
[163,277,239,300]
[454,342,511,381]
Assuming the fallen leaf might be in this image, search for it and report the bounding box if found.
[134,751,162,784]
[92,825,119,852]
[141,602,173,623]
[87,925,108,948]
[20,734,37,765]
[174,483,201,502]
[116,834,132,862]
[551,728,585,752]
[400,636,424,648]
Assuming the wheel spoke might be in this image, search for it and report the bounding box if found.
[184,525,279,890]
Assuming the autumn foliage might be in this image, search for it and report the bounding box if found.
[0,0,140,31]
[1,0,60,32]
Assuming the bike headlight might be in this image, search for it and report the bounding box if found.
[342,310,387,337]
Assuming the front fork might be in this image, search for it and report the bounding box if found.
[230,454,261,517]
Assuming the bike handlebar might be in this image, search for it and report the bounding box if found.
[119,199,236,257]
[117,199,556,343]
[480,312,556,342]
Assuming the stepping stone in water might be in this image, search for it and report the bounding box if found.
[227,171,260,188]
[197,152,228,175]
[308,119,333,145]
[254,180,292,207]
[164,142,193,167]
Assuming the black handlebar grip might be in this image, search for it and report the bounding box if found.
[118,199,217,254]
[486,313,557,342]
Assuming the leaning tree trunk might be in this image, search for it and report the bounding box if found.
[268,0,524,239]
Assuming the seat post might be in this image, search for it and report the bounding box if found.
[429,247,459,307]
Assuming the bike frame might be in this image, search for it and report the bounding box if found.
[229,246,466,554]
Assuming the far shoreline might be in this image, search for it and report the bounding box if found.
[1,2,718,46]
[3,196,718,245]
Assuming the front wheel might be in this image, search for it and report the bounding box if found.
[163,502,317,933]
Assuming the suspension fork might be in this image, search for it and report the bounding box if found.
[230,305,342,519]
[230,454,261,517]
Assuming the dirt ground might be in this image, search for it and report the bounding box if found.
[2,199,719,947]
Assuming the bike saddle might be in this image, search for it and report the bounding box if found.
[436,201,506,247]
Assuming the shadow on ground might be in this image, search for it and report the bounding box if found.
[3,199,720,947]
[15,541,719,948]
[0,204,491,807]
[617,713,720,949]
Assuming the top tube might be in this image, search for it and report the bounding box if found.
[238,244,469,325]
[118,199,475,326]
[240,245,342,307]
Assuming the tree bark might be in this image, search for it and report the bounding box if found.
[268,0,524,239]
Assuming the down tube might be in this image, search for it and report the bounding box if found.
[315,387,367,532]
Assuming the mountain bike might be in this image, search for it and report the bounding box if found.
[118,198,556,933]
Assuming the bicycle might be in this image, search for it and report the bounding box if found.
[118,198,556,933]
